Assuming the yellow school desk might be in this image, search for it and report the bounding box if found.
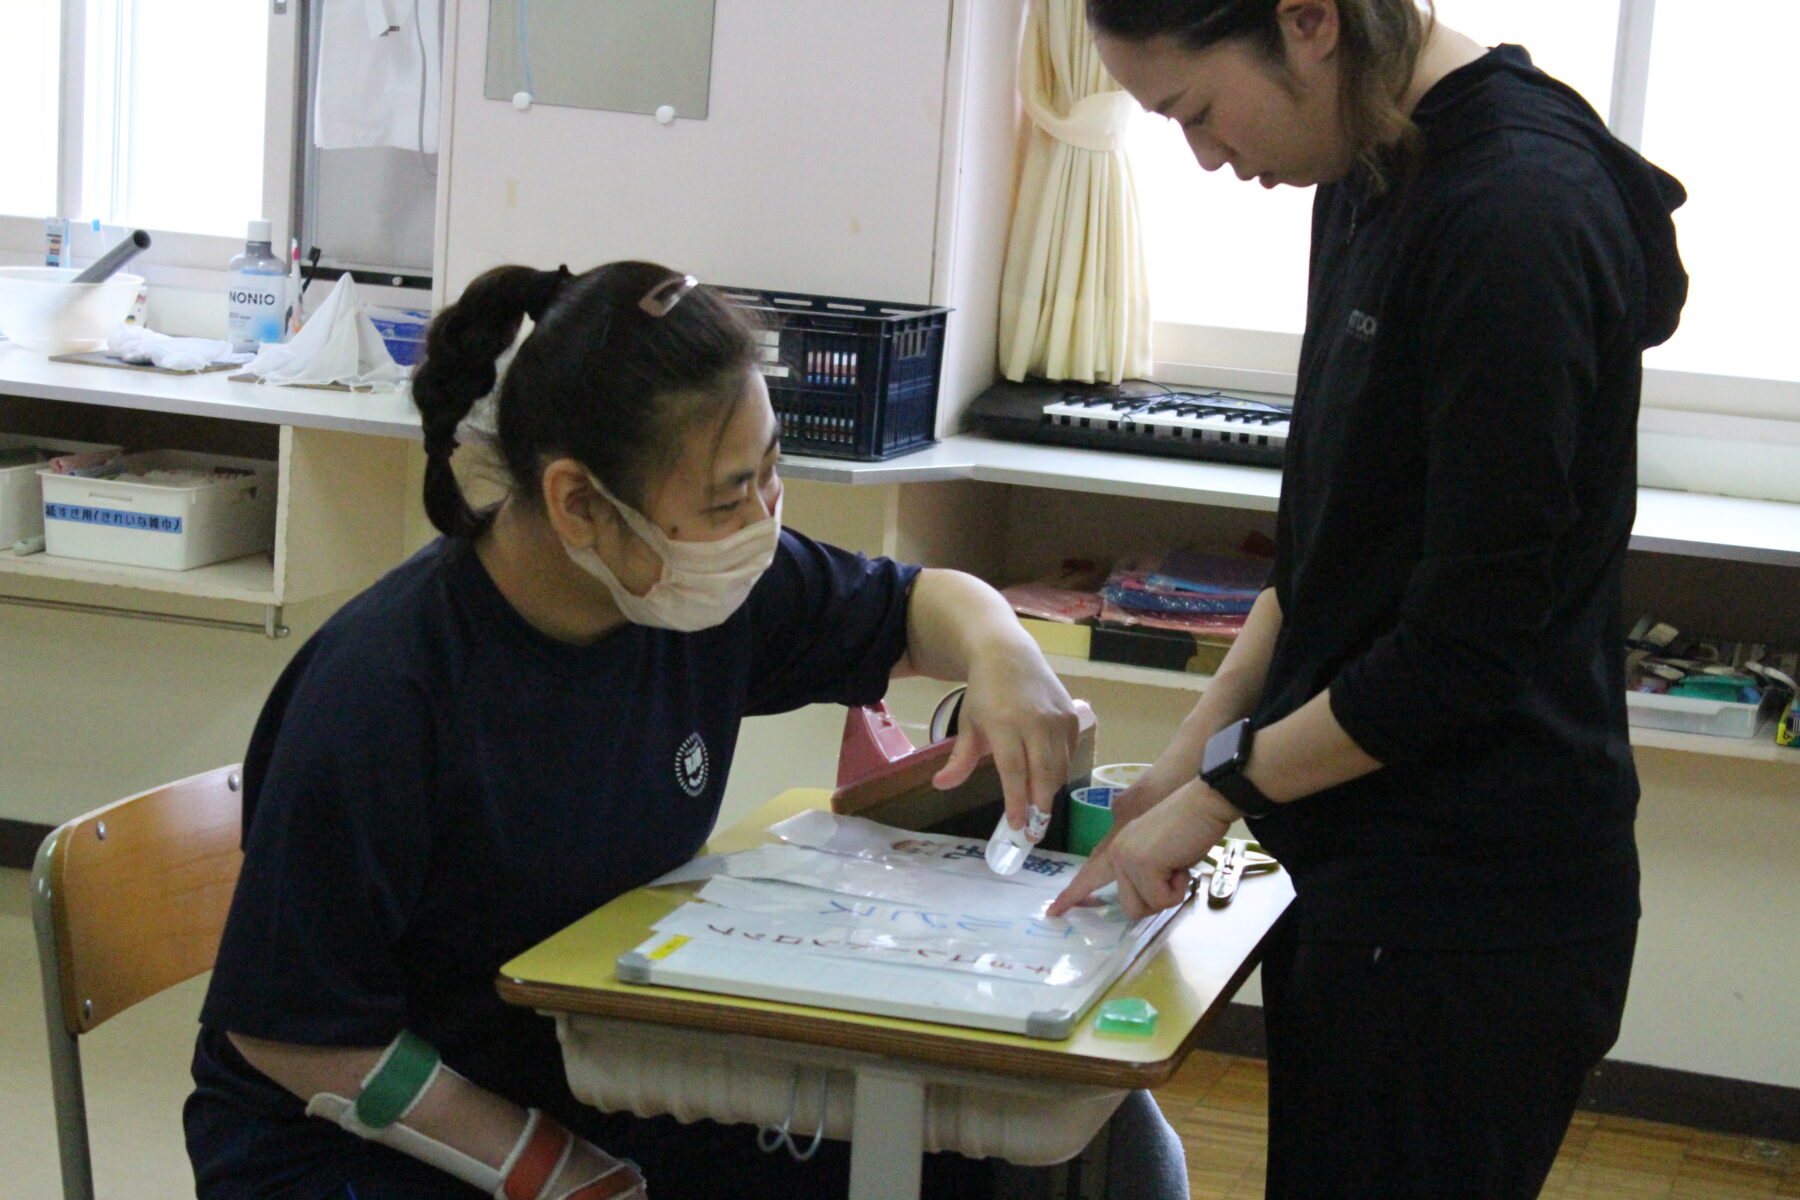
[497,789,1293,1200]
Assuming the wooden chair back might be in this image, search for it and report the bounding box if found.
[35,764,245,1035]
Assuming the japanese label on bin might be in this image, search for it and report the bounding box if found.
[44,503,182,534]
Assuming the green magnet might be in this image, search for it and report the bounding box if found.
[1096,997,1159,1036]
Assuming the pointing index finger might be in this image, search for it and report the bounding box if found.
[1047,849,1115,917]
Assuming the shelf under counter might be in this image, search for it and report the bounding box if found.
[1628,723,1797,766]
[1043,653,1211,693]
[0,545,277,604]
[1041,645,1797,768]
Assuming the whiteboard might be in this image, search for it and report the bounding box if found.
[617,900,1182,1040]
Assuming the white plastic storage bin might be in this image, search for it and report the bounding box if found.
[0,434,122,545]
[1626,689,1771,739]
[39,450,277,571]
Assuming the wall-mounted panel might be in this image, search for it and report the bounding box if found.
[441,0,953,305]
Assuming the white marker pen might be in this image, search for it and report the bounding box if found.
[985,804,1050,876]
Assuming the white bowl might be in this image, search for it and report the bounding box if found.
[0,267,144,355]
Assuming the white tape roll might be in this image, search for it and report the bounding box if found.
[1091,763,1150,790]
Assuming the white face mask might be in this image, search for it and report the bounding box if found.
[565,473,782,632]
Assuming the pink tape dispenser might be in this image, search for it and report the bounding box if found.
[830,691,1096,872]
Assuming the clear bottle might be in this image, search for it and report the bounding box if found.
[226,219,288,353]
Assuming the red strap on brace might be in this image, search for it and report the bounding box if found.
[502,1112,572,1200]
[558,1163,644,1200]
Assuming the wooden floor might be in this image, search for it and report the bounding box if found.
[1151,1051,1800,1200]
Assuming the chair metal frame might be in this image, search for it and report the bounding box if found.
[31,765,245,1200]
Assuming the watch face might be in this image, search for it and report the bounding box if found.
[1202,720,1244,779]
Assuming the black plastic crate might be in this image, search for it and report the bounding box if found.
[720,286,950,461]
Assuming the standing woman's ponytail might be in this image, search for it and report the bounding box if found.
[411,265,571,537]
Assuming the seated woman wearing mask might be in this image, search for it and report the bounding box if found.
[184,262,1187,1200]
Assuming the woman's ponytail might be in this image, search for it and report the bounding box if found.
[413,259,756,541]
[411,264,570,537]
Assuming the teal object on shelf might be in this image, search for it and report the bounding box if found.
[1096,996,1158,1036]
[1670,674,1760,704]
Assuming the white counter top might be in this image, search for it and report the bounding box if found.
[780,433,1286,509]
[5,349,1796,567]
[0,343,423,438]
[783,433,1800,568]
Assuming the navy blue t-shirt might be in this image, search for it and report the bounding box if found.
[186,529,920,1199]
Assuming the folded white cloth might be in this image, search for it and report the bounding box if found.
[314,0,441,153]
[107,326,242,373]
[242,275,408,391]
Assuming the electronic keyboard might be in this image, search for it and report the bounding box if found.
[967,379,1289,468]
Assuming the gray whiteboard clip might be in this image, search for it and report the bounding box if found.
[616,952,654,984]
[1027,1008,1077,1040]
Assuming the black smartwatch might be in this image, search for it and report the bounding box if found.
[1200,718,1278,818]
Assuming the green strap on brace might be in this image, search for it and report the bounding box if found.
[354,1030,441,1129]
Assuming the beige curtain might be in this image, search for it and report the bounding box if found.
[998,0,1153,385]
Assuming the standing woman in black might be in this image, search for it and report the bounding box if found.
[1049,2,1688,1196]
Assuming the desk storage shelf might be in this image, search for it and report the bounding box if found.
[0,349,417,635]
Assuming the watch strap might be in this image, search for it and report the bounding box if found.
[1208,765,1277,818]
[1200,719,1278,818]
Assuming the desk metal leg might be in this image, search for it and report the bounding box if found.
[849,1066,925,1200]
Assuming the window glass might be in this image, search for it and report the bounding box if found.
[1433,0,1620,122]
[1135,2,1623,341]
[0,0,61,220]
[1130,115,1314,336]
[1639,0,1799,383]
[92,0,268,237]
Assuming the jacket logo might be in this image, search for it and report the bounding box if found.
[674,732,709,797]
[1346,309,1379,342]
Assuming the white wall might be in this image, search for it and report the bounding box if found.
[0,587,347,827]
[438,0,954,306]
[436,0,1026,435]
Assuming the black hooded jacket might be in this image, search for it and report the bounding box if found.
[1249,46,1688,949]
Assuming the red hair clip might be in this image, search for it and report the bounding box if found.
[638,273,700,317]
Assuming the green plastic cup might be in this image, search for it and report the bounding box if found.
[1068,786,1117,856]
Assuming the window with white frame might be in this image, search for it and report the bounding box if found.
[81,0,270,238]
[0,0,62,222]
[1636,2,1799,385]
[0,0,295,272]
[1131,0,1800,407]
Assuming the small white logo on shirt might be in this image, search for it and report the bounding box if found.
[1346,309,1379,342]
[674,732,709,797]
